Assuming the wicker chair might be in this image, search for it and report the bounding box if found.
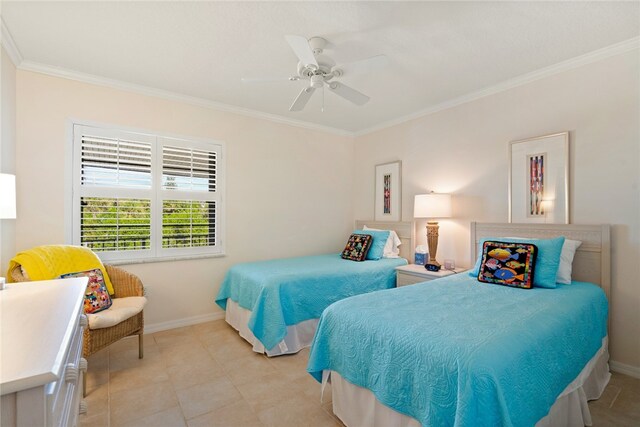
[9,264,145,359]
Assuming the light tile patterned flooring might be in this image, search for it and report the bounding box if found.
[79,319,640,427]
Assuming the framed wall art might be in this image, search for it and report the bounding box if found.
[374,161,401,222]
[509,132,569,224]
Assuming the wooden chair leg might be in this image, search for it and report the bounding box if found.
[138,333,144,359]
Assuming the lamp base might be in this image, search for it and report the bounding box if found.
[426,221,441,267]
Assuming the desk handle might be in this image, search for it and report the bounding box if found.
[64,363,78,383]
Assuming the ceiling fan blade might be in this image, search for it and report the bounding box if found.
[241,76,297,83]
[289,87,316,111]
[327,82,370,106]
[335,54,388,77]
[284,35,318,67]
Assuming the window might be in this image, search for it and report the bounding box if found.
[71,124,224,262]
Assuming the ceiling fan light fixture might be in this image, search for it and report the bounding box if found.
[311,75,324,89]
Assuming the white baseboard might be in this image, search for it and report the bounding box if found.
[144,312,225,335]
[610,360,640,379]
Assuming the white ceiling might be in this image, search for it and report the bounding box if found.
[3,1,639,134]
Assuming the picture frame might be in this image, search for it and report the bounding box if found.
[374,161,402,222]
[509,132,569,224]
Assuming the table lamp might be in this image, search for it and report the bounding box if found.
[414,193,451,271]
[0,173,16,289]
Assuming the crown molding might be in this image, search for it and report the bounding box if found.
[1,18,23,66]
[17,60,354,137]
[354,36,640,137]
[8,33,639,138]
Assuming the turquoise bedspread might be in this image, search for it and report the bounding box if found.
[215,254,407,351]
[307,273,608,427]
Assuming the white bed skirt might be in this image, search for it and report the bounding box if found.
[224,299,318,357]
[329,337,611,427]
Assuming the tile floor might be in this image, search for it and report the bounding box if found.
[79,319,640,427]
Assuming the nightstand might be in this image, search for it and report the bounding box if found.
[395,264,466,287]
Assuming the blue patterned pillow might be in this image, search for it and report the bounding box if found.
[477,241,537,289]
[470,236,565,289]
[353,229,390,260]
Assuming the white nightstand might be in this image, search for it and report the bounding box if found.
[395,264,466,287]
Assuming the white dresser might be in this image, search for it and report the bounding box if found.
[1,278,88,427]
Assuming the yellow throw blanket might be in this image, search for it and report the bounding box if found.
[8,245,114,294]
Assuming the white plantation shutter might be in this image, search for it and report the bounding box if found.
[162,200,216,248]
[81,136,152,188]
[162,145,217,192]
[159,138,220,253]
[81,197,151,251]
[71,125,225,262]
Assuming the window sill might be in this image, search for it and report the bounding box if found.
[102,252,226,266]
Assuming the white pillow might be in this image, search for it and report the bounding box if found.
[557,239,582,284]
[363,225,401,258]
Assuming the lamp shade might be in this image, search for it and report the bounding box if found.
[414,193,451,219]
[0,173,16,219]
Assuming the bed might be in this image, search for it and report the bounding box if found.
[215,220,414,356]
[307,222,611,427]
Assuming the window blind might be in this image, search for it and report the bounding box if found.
[71,124,225,262]
[162,145,217,192]
[80,197,151,251]
[162,200,216,248]
[81,135,152,188]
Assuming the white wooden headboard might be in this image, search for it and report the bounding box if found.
[355,220,415,261]
[470,223,611,300]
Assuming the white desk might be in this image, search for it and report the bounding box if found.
[1,278,88,427]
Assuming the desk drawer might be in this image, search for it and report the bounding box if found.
[396,272,432,287]
[48,312,86,427]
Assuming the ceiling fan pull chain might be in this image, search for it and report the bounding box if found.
[321,85,325,113]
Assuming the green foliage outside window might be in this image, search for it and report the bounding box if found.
[81,197,215,251]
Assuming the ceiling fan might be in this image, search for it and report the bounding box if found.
[242,35,388,112]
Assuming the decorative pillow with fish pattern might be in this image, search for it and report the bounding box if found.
[477,241,537,289]
[341,234,373,262]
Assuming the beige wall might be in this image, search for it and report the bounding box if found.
[15,71,354,328]
[353,51,640,370]
[12,47,640,371]
[1,47,17,270]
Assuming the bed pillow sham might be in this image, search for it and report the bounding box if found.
[557,239,582,284]
[477,241,537,289]
[353,229,390,260]
[469,236,565,288]
[492,237,582,284]
[363,225,402,258]
[341,234,373,262]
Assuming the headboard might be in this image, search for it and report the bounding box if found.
[470,223,611,300]
[355,220,415,261]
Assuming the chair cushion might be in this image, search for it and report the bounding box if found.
[87,296,147,330]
